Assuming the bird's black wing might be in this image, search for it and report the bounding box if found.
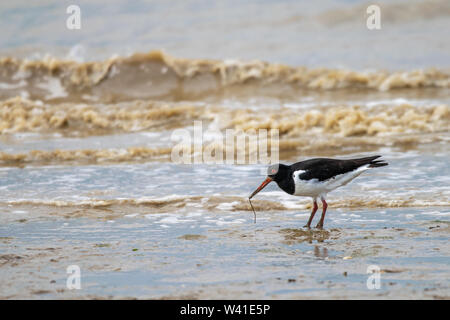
[291,156,387,182]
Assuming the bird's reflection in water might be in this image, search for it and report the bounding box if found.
[314,246,328,258]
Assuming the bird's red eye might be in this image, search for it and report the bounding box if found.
[271,169,276,174]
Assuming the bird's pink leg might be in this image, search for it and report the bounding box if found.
[304,199,318,229]
[316,198,328,229]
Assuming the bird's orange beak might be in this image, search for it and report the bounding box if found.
[249,177,272,199]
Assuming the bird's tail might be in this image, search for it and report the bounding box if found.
[354,155,388,168]
[369,160,388,168]
[367,155,388,168]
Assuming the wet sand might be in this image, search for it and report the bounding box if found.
[0,206,449,299]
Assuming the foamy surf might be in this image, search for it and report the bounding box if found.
[0,96,448,166]
[1,194,448,217]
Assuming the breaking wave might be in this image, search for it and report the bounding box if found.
[0,96,201,134]
[1,97,447,136]
[0,147,172,166]
[0,96,448,165]
[0,51,449,102]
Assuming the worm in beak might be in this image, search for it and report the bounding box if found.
[248,177,273,223]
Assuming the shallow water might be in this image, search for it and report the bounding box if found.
[0,150,448,208]
[0,0,449,299]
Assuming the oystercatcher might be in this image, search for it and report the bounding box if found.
[249,155,388,228]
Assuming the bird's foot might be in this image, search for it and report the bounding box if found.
[303,224,311,229]
[315,224,323,229]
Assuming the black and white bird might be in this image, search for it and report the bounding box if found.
[249,155,388,229]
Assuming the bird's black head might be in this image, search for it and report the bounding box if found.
[249,163,291,199]
[267,163,290,183]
